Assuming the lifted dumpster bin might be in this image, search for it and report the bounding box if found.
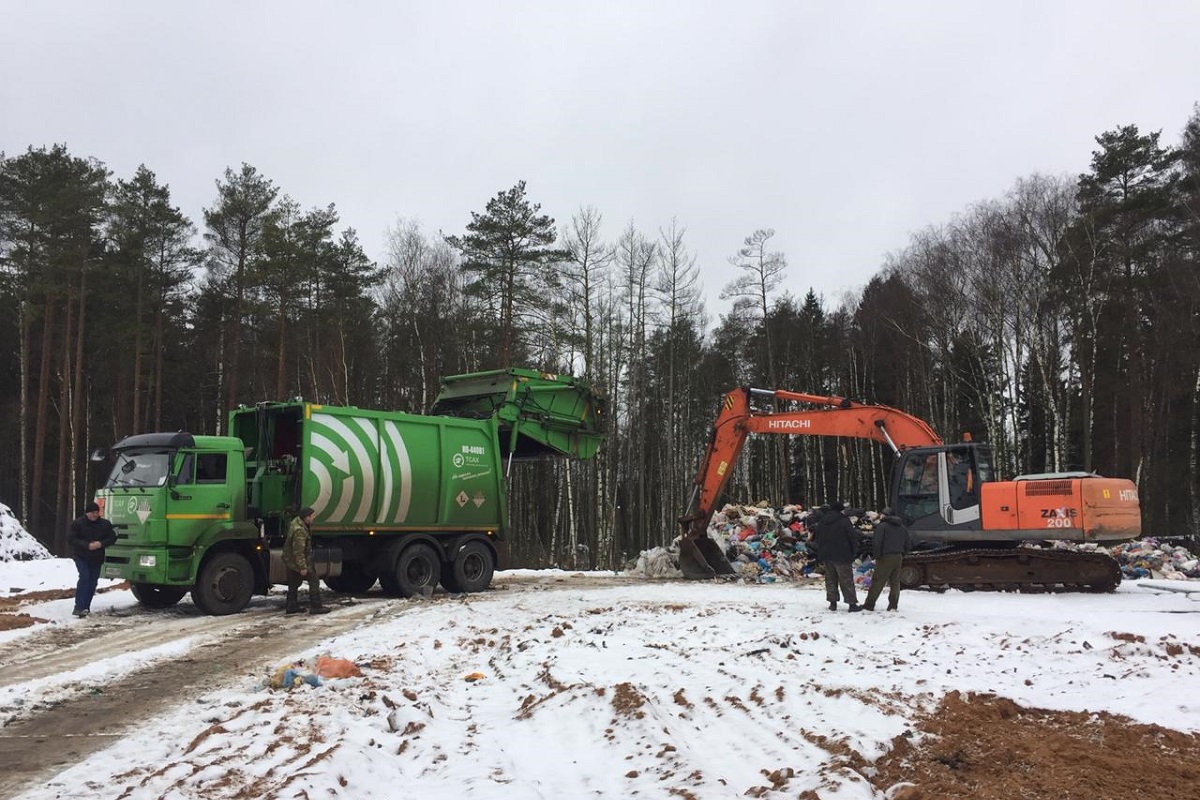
[431,368,605,460]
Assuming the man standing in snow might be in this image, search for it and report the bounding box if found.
[67,501,116,617]
[863,507,909,611]
[283,507,332,615]
[814,501,862,612]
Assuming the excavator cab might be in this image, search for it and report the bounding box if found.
[892,443,994,530]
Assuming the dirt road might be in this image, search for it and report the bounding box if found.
[0,572,598,799]
[0,593,400,799]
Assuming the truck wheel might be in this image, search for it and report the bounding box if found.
[445,540,494,594]
[324,562,376,594]
[392,543,440,598]
[130,583,188,609]
[192,552,254,615]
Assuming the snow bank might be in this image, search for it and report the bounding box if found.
[0,501,51,562]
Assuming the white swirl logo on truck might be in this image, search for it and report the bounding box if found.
[306,413,412,525]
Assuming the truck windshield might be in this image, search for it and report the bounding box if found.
[104,450,172,488]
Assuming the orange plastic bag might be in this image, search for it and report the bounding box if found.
[315,655,363,679]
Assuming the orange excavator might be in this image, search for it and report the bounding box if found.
[678,387,1141,591]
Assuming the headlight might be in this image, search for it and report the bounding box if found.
[139,555,157,567]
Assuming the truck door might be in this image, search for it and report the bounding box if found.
[169,450,235,543]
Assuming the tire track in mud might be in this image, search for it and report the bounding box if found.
[0,574,591,799]
[0,601,281,688]
[0,598,388,800]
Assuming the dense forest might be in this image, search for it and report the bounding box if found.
[2,103,1199,568]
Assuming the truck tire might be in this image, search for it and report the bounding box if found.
[442,540,494,594]
[130,583,188,609]
[191,552,254,615]
[390,543,440,598]
[324,562,376,594]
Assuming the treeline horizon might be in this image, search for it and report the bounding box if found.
[2,101,1198,566]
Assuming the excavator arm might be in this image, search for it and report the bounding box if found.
[677,387,941,578]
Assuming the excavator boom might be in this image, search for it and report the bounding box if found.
[678,387,940,578]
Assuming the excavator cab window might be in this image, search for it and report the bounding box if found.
[946,447,978,510]
[895,445,992,526]
[896,452,940,524]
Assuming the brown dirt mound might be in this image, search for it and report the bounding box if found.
[867,690,1200,799]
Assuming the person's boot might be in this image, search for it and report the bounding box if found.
[285,604,306,614]
[862,603,875,611]
[828,601,837,611]
[848,604,863,613]
[309,604,332,615]
[887,605,898,611]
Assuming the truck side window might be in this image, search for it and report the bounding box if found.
[176,453,196,485]
[196,454,228,484]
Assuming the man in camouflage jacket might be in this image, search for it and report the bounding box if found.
[283,507,331,614]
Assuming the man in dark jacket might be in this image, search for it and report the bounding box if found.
[814,501,862,612]
[67,501,117,617]
[863,507,910,611]
[283,507,331,614]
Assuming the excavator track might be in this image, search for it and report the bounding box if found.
[897,547,1122,593]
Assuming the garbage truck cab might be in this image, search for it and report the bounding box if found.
[97,432,261,613]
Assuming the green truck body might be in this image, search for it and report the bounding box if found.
[97,369,603,615]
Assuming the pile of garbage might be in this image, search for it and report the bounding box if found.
[1048,538,1200,581]
[631,502,1200,585]
[633,502,873,585]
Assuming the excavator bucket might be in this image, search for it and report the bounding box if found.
[678,536,737,579]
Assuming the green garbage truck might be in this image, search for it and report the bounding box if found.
[95,368,604,615]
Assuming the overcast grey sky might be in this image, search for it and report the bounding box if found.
[3,1,1198,319]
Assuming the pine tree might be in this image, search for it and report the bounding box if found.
[446,181,568,365]
[203,164,278,416]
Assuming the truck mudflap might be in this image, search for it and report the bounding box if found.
[897,547,1122,593]
[678,536,738,579]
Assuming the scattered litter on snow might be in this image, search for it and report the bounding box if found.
[267,654,365,690]
[3,562,1199,799]
[269,665,320,690]
[315,655,363,679]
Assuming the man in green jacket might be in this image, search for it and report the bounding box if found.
[283,507,331,614]
[863,507,910,611]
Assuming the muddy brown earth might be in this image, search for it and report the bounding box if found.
[1,575,1197,800]
[863,691,1200,800]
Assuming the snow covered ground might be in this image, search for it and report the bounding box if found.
[2,552,1198,799]
[2,500,1199,799]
